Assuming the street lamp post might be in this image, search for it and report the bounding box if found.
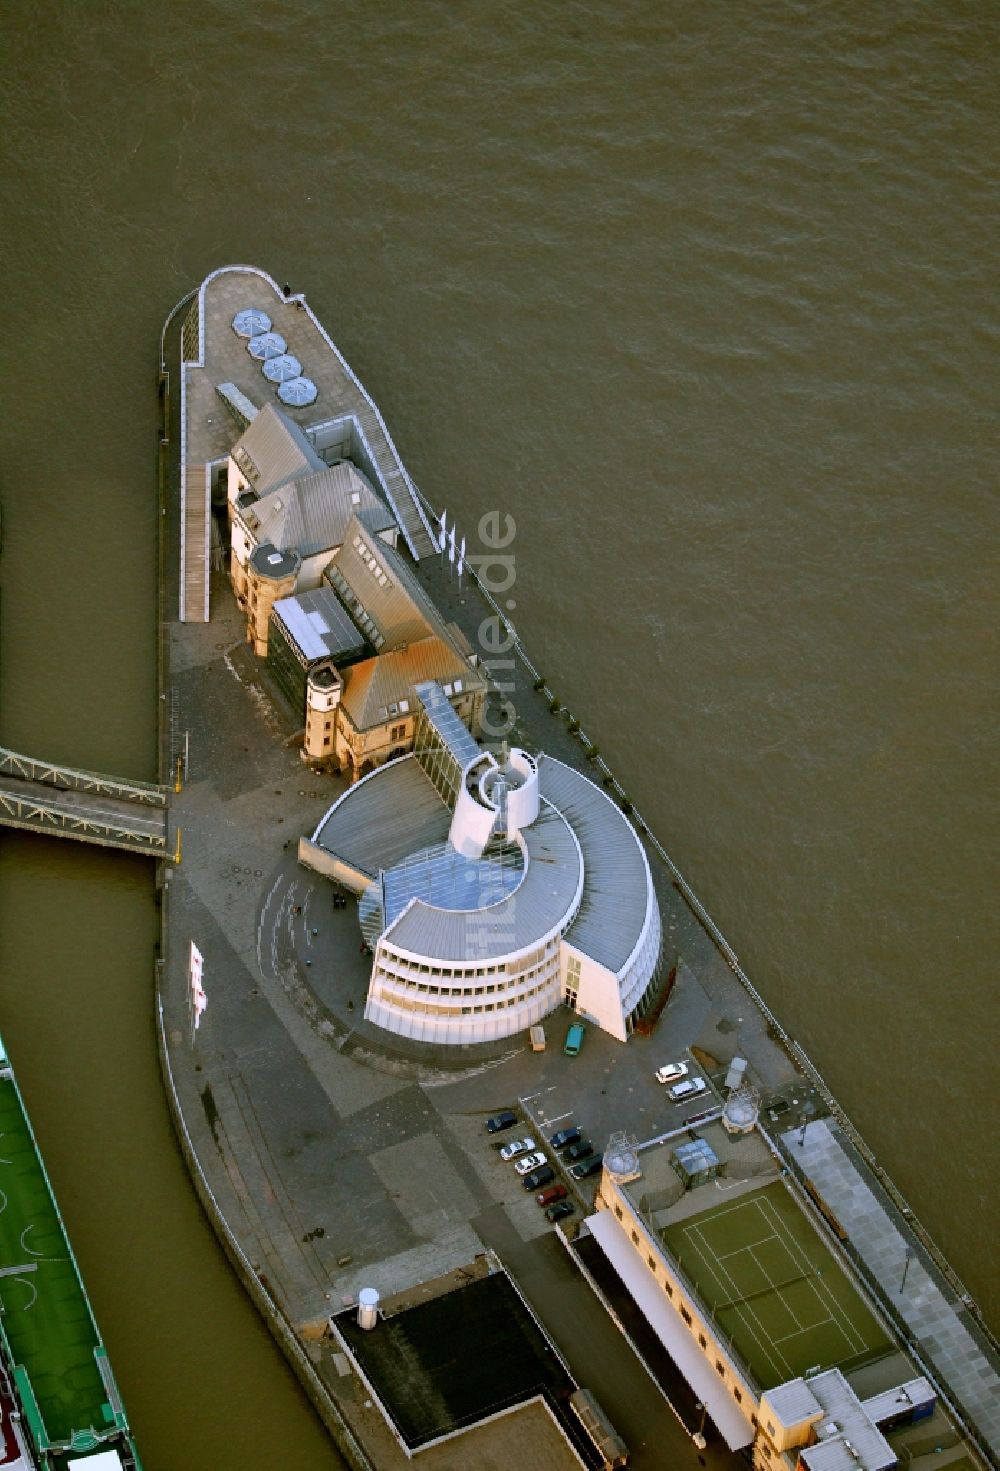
[899,1245,915,1294]
[692,1401,708,1450]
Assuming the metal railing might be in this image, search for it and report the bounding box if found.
[776,1136,997,1471]
[0,747,167,806]
[0,789,167,855]
[409,478,999,1372]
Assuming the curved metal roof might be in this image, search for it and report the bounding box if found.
[538,756,653,973]
[312,757,451,879]
[383,802,581,963]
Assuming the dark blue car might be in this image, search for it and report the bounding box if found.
[549,1126,580,1150]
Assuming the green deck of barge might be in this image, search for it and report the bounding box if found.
[0,1051,125,1455]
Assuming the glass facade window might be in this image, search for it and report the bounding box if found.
[266,615,310,715]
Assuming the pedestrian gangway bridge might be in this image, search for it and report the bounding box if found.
[0,747,169,858]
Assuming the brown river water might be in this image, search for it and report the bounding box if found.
[0,5,996,1467]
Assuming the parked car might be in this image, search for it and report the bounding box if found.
[669,1077,708,1102]
[499,1136,535,1162]
[564,1023,586,1056]
[545,1201,575,1223]
[654,1061,688,1085]
[485,1110,517,1133]
[564,1138,595,1162]
[523,1165,555,1191]
[536,1184,568,1207]
[570,1154,603,1180]
[514,1152,547,1175]
[548,1126,581,1150]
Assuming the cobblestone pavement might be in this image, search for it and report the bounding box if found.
[785,1119,1000,1461]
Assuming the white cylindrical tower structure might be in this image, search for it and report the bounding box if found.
[357,1286,380,1330]
[449,753,499,859]
[304,661,343,760]
[503,749,539,835]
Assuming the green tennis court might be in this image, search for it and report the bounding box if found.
[662,1179,891,1389]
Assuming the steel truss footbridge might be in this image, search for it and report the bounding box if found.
[0,747,170,858]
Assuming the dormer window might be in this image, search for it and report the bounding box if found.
[233,446,258,481]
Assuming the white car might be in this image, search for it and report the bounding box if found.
[670,1077,708,1102]
[655,1061,689,1085]
[514,1151,547,1175]
[499,1136,535,1162]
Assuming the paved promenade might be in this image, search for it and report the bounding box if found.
[159,554,807,1467]
[158,310,991,1464]
[785,1119,1000,1462]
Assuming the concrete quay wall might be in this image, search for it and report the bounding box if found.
[152,290,997,1469]
[153,929,373,1471]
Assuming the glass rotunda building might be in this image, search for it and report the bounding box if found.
[301,681,663,1044]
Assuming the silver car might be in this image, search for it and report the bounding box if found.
[514,1151,547,1175]
[499,1136,535,1162]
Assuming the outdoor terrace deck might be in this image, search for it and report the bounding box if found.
[179,265,436,621]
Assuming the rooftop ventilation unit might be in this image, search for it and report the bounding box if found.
[357,1286,380,1330]
[604,1131,641,1182]
[722,1083,760,1137]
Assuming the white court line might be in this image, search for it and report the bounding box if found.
[758,1194,867,1356]
[0,1276,38,1313]
[773,1315,834,1346]
[717,1233,778,1259]
[689,1194,838,1375]
[747,1245,806,1333]
[696,1190,865,1357]
[685,1215,796,1383]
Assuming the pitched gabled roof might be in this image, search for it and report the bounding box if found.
[327,516,455,651]
[231,402,324,494]
[248,462,395,557]
[339,635,481,730]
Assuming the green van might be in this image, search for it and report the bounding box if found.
[563,1023,586,1056]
